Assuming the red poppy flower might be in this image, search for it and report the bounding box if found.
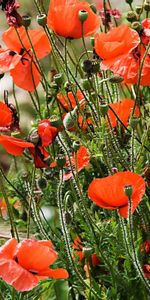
[108,98,140,128]
[38,119,58,147]
[141,18,150,45]
[143,264,150,278]
[88,171,145,218]
[0,238,68,291]
[29,146,50,168]
[57,90,84,111]
[73,236,100,277]
[94,24,150,86]
[64,146,90,181]
[1,26,51,91]
[0,101,13,128]
[141,241,150,254]
[0,135,34,156]
[47,0,100,39]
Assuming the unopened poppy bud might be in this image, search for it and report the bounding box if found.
[125,0,133,4]
[100,103,108,116]
[28,130,39,145]
[82,60,93,73]
[109,75,124,83]
[90,4,97,14]
[56,154,66,168]
[82,247,93,258]
[37,177,48,190]
[135,5,143,14]
[124,185,133,198]
[78,10,89,22]
[22,15,31,27]
[64,81,73,92]
[129,117,140,129]
[90,37,95,47]
[37,13,47,26]
[126,11,138,22]
[50,115,62,128]
[131,22,143,33]
[63,108,77,129]
[73,141,80,151]
[144,1,150,11]
[81,78,91,91]
[53,73,63,86]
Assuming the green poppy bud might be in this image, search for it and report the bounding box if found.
[37,177,48,190]
[144,1,150,11]
[126,11,138,22]
[56,154,66,168]
[131,22,143,33]
[53,73,63,86]
[72,141,80,151]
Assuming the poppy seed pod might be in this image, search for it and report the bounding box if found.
[28,129,39,145]
[56,154,66,168]
[126,11,138,22]
[144,1,150,11]
[22,15,31,28]
[53,73,64,86]
[50,115,62,128]
[78,10,89,22]
[37,177,48,190]
[73,140,80,151]
[124,184,133,198]
[37,13,47,26]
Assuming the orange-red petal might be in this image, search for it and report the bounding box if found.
[0,135,34,156]
[0,239,17,259]
[0,102,13,127]
[16,239,58,272]
[0,49,21,73]
[39,267,69,279]
[88,171,145,218]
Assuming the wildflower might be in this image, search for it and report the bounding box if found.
[0,239,68,291]
[94,24,150,86]
[88,171,145,218]
[29,146,50,168]
[108,98,140,128]
[141,18,150,45]
[47,0,100,39]
[0,0,22,27]
[0,101,19,132]
[57,90,84,111]
[0,26,51,91]
[38,119,58,147]
[0,135,34,155]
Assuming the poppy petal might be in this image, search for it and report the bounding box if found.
[0,49,21,73]
[16,240,58,272]
[0,258,38,291]
[40,267,69,279]
[0,239,17,259]
[0,135,34,156]
[0,102,13,127]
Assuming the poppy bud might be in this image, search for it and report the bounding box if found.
[82,60,93,73]
[81,78,91,91]
[56,154,66,168]
[50,115,62,128]
[78,10,89,23]
[82,247,93,258]
[37,177,48,190]
[90,4,97,14]
[72,141,80,151]
[109,75,124,83]
[37,13,47,26]
[64,81,73,92]
[135,5,143,14]
[63,108,77,129]
[124,185,133,198]
[129,117,140,129]
[22,15,31,28]
[131,22,143,33]
[28,129,39,145]
[53,73,64,86]
[100,103,108,116]
[92,60,100,73]
[144,1,150,11]
[126,11,138,22]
